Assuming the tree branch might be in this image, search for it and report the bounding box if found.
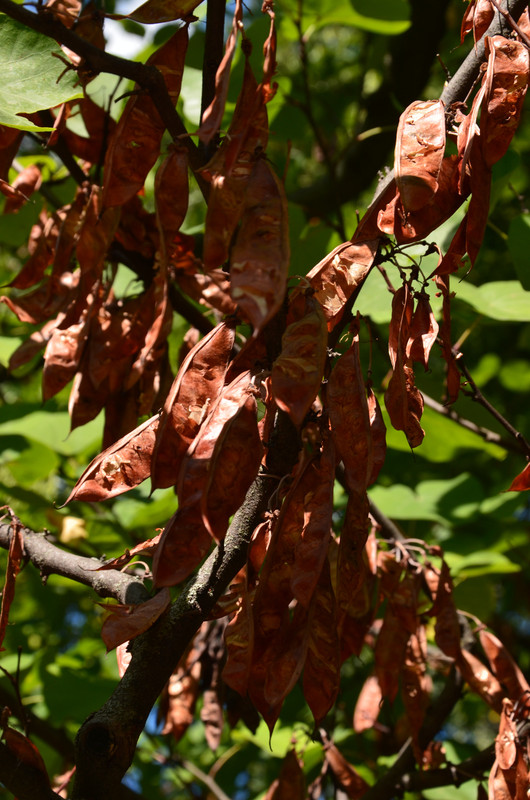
[71,470,285,799]
[456,353,530,458]
[422,392,524,455]
[361,667,464,800]
[357,0,529,231]
[0,524,149,605]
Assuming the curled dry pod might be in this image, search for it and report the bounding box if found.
[385,283,424,448]
[101,25,188,210]
[230,158,289,336]
[155,144,189,269]
[457,649,504,712]
[151,319,236,490]
[198,0,244,145]
[306,240,379,332]
[353,674,383,733]
[321,730,369,799]
[271,289,328,427]
[406,291,439,371]
[201,387,263,541]
[100,587,171,652]
[395,100,446,215]
[63,414,159,504]
[479,629,530,701]
[302,559,341,724]
[481,36,530,168]
[327,321,386,492]
[202,55,268,271]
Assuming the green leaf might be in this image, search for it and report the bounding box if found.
[382,403,506,462]
[445,549,520,580]
[508,214,530,290]
[454,280,530,322]
[0,406,103,456]
[0,335,23,367]
[0,435,60,483]
[0,15,83,131]
[349,0,411,34]
[277,0,410,40]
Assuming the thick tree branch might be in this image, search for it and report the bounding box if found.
[199,0,226,161]
[0,524,149,605]
[361,667,464,800]
[398,743,495,792]
[71,467,289,799]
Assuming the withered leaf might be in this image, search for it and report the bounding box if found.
[100,587,171,651]
[271,290,328,427]
[395,100,446,214]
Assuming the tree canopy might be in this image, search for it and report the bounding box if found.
[1,0,530,798]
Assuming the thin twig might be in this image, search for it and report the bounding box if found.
[422,392,523,455]
[0,0,209,195]
[293,0,347,240]
[456,353,530,458]
[489,0,530,47]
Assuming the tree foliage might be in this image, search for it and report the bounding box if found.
[0,0,530,798]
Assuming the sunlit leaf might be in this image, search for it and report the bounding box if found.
[0,16,82,131]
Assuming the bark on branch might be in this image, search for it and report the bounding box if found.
[0,524,149,605]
